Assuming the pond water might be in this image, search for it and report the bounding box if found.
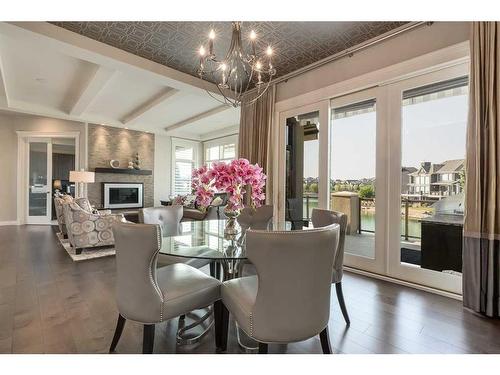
[303,197,422,239]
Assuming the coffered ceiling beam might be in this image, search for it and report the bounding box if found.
[68,65,116,116]
[164,105,230,133]
[0,49,10,107]
[4,22,223,96]
[121,87,179,124]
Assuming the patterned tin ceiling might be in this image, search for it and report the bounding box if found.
[51,22,407,81]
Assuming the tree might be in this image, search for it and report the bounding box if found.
[309,182,318,193]
[458,169,466,190]
[358,184,375,198]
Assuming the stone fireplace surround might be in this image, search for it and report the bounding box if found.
[87,124,154,209]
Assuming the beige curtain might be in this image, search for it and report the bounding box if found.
[238,85,276,203]
[463,22,500,318]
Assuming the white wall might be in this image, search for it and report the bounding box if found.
[0,111,86,223]
[153,134,172,205]
[276,22,470,103]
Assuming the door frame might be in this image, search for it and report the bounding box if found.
[275,100,329,223]
[17,131,80,225]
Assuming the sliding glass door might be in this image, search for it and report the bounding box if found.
[277,62,468,295]
[277,102,329,224]
[329,88,385,274]
[387,65,469,294]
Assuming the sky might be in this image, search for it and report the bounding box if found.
[302,94,468,180]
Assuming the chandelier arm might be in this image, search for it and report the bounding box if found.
[244,79,273,106]
[243,68,255,95]
[216,84,238,107]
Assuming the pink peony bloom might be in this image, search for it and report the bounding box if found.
[192,158,266,211]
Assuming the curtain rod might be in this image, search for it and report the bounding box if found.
[252,21,431,90]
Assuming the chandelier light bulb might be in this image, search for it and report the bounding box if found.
[255,61,262,70]
[220,63,227,71]
[209,29,216,40]
[250,30,257,40]
[199,46,206,56]
[266,46,273,56]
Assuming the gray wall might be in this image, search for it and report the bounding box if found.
[0,111,86,223]
[276,22,470,102]
[87,124,155,208]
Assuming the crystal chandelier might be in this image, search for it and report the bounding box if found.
[197,22,276,107]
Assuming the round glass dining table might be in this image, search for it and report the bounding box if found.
[159,219,293,281]
[159,218,293,350]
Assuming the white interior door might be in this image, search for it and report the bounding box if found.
[26,138,52,224]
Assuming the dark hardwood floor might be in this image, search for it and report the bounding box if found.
[1,225,499,354]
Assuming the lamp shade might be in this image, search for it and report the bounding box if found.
[53,179,62,190]
[69,170,95,183]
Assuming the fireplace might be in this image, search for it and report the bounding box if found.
[103,182,144,209]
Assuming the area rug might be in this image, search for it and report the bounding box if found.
[56,232,115,261]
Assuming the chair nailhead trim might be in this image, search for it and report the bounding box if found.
[149,225,164,322]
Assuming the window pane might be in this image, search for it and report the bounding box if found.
[330,100,376,259]
[223,143,236,159]
[174,161,194,195]
[400,78,467,274]
[207,146,220,161]
[29,142,48,216]
[175,146,193,160]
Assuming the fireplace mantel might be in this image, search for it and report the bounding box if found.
[94,167,152,175]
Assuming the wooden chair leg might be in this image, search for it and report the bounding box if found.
[143,324,155,354]
[214,300,229,352]
[258,343,268,354]
[319,327,332,354]
[109,314,126,353]
[335,282,350,326]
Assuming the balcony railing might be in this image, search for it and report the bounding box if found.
[302,193,439,241]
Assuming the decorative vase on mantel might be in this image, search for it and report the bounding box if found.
[223,208,241,238]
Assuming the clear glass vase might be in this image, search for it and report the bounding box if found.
[224,209,241,237]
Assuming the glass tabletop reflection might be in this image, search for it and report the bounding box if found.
[159,219,293,261]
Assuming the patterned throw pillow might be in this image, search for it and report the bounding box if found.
[171,195,185,206]
[211,196,223,206]
[183,195,197,209]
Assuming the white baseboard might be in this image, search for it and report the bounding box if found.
[345,266,463,301]
[0,220,20,226]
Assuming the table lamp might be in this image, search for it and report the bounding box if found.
[53,179,62,191]
[69,169,95,198]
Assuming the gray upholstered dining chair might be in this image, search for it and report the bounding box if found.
[219,223,340,354]
[109,222,224,353]
[311,208,350,325]
[237,205,274,231]
[139,206,213,272]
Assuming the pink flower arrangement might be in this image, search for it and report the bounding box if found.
[191,158,266,212]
